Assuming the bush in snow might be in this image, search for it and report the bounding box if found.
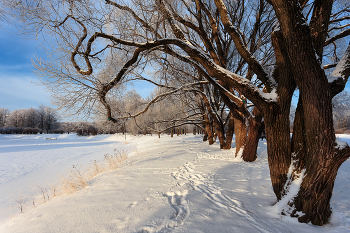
[23,127,40,134]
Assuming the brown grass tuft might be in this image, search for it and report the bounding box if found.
[12,149,132,217]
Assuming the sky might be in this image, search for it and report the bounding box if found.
[0,23,156,114]
[0,22,349,115]
[0,24,52,111]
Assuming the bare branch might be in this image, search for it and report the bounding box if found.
[330,16,350,24]
[213,0,276,91]
[324,28,350,46]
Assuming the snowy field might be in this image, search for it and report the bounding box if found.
[0,133,349,232]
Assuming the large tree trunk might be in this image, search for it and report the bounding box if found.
[262,30,295,200]
[222,112,235,149]
[264,103,292,200]
[233,115,247,157]
[289,61,348,225]
[214,123,226,149]
[241,107,263,162]
[203,114,215,145]
[270,4,350,224]
[290,93,350,225]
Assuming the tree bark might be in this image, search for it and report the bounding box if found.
[233,115,247,157]
[263,29,295,200]
[241,107,263,162]
[222,112,235,149]
[264,104,292,200]
[203,115,215,145]
[270,2,350,224]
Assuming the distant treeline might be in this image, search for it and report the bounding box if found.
[0,106,59,134]
[0,106,121,136]
[0,106,199,136]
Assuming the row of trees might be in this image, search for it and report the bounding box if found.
[2,0,350,226]
[333,91,350,131]
[0,106,59,133]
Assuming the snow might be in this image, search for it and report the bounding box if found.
[270,155,306,217]
[336,138,348,149]
[0,133,350,232]
[260,88,278,102]
[328,43,350,83]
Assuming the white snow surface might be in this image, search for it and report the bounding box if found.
[1,133,350,232]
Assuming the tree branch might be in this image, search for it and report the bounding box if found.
[213,0,276,91]
[324,28,350,46]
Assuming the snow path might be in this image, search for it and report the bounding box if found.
[1,134,350,232]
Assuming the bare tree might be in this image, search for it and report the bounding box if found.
[332,91,350,129]
[5,0,350,225]
[5,109,27,128]
[0,108,10,127]
[37,105,59,133]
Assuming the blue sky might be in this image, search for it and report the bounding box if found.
[0,23,155,113]
[0,24,52,111]
[1,22,348,115]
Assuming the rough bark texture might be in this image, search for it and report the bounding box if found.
[233,116,247,157]
[270,1,350,225]
[264,103,292,200]
[241,107,263,162]
[291,98,306,172]
[222,112,235,149]
[262,29,295,200]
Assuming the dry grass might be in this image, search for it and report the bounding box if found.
[12,149,132,216]
[15,196,27,214]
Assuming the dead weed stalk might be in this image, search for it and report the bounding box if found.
[13,149,132,217]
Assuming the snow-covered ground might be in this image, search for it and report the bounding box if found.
[0,133,349,232]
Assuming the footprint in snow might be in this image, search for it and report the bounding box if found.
[140,190,190,233]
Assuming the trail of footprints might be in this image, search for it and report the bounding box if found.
[140,190,189,233]
[171,161,249,218]
[141,155,270,233]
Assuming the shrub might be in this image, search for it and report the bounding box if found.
[23,127,40,134]
[76,128,85,136]
[51,129,65,134]
[335,128,346,134]
[88,125,98,136]
[1,127,24,134]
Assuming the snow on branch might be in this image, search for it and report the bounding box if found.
[213,0,276,92]
[329,42,350,82]
[328,42,350,97]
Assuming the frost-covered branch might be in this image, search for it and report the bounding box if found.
[213,0,276,92]
[328,42,350,97]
